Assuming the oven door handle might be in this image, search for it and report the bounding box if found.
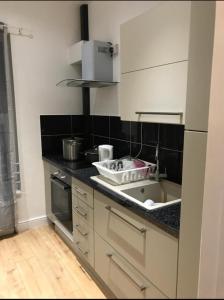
[51,177,70,191]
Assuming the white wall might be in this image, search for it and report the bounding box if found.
[0,1,82,229]
[88,1,158,116]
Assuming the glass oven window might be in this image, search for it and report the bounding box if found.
[51,177,72,233]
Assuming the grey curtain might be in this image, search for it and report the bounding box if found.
[0,24,18,236]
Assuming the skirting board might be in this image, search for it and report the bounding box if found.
[16,215,48,233]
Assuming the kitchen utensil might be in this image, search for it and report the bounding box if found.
[98,144,113,161]
[62,137,83,161]
[84,146,99,163]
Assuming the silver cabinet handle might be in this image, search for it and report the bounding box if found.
[135,111,183,116]
[76,241,88,255]
[75,206,87,218]
[75,187,87,197]
[107,253,146,292]
[105,206,146,234]
[75,224,88,237]
[135,111,183,123]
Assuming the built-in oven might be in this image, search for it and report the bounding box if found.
[50,170,73,234]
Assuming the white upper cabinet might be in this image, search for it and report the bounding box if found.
[120,1,191,74]
[120,61,188,123]
[184,2,216,131]
[120,1,191,124]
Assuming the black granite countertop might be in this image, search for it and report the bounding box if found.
[43,155,180,238]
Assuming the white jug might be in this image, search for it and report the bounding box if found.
[98,145,113,161]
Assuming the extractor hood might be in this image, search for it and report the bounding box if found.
[57,40,118,88]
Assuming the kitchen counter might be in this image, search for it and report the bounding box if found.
[43,155,180,238]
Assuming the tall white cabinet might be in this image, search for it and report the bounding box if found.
[120,0,218,298]
[120,1,191,124]
[177,1,216,298]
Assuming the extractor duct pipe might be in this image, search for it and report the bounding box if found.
[80,4,90,116]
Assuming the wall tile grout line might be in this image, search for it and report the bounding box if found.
[129,121,131,156]
[159,147,183,153]
[70,115,72,134]
[158,123,161,146]
[108,116,111,144]
[42,133,74,137]
[91,133,184,152]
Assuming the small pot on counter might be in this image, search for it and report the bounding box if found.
[62,137,84,161]
[84,146,99,163]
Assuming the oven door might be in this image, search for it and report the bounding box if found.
[50,176,72,234]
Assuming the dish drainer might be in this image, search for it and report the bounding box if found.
[92,159,156,185]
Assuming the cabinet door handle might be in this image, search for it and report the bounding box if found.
[107,253,146,292]
[105,206,146,234]
[75,224,88,237]
[75,187,87,198]
[75,206,87,218]
[76,241,88,255]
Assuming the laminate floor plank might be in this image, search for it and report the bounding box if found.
[0,225,106,299]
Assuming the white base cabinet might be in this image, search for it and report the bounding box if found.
[73,212,95,268]
[94,191,178,299]
[95,232,167,299]
[45,162,179,299]
[72,179,94,267]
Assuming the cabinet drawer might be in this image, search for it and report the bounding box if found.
[95,233,166,299]
[72,178,93,208]
[73,220,94,268]
[72,194,93,228]
[148,219,178,299]
[94,191,178,298]
[94,191,148,271]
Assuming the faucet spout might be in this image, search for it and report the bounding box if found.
[150,143,167,182]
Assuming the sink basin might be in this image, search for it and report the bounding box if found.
[91,175,181,211]
[120,181,181,209]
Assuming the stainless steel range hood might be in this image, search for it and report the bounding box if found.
[57,40,118,88]
[56,79,117,88]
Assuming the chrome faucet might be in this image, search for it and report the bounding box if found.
[150,144,167,182]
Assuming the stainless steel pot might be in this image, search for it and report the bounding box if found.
[62,137,83,161]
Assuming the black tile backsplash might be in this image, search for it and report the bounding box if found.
[41,134,70,156]
[159,124,184,151]
[92,135,110,147]
[40,114,184,184]
[142,122,159,146]
[40,115,88,156]
[131,143,156,163]
[159,148,183,184]
[71,115,86,134]
[40,115,71,135]
[110,116,130,141]
[91,115,109,137]
[110,138,130,159]
[130,121,141,143]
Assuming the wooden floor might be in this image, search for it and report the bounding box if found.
[0,225,106,299]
